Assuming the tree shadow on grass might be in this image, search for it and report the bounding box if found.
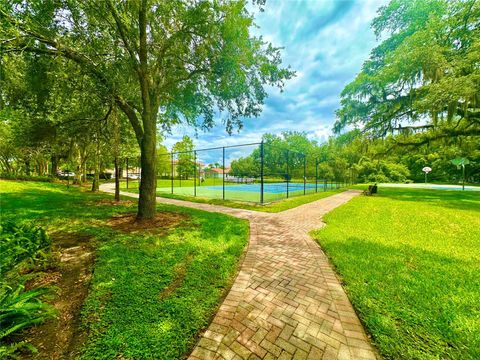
[2,182,249,359]
[80,213,247,360]
[321,237,480,360]
[375,187,480,213]
[2,187,113,219]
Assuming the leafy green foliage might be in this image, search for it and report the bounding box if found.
[0,221,51,277]
[0,180,248,359]
[1,0,294,218]
[313,187,480,359]
[322,130,479,184]
[355,159,410,183]
[0,173,55,183]
[172,136,195,179]
[0,220,55,358]
[0,285,56,358]
[230,132,320,180]
[336,0,480,143]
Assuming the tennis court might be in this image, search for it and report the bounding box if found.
[154,141,350,203]
[158,181,341,203]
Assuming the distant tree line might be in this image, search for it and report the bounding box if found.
[229,130,479,184]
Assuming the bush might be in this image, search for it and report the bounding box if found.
[357,159,411,183]
[0,173,55,183]
[99,172,112,180]
[0,222,55,357]
[0,284,56,358]
[367,173,390,183]
[0,222,52,277]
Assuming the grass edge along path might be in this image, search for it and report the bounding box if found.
[120,180,343,212]
[0,180,249,360]
[312,187,480,360]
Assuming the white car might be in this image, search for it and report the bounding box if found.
[58,171,75,177]
[127,173,141,180]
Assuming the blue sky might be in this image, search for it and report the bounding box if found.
[164,0,387,161]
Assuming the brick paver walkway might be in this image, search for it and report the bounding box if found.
[100,185,378,360]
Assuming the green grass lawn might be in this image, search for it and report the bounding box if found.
[120,180,343,213]
[312,187,480,359]
[0,180,248,359]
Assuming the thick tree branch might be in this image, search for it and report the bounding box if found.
[115,96,143,144]
[393,124,435,131]
[105,0,140,70]
[2,12,145,145]
[394,127,480,146]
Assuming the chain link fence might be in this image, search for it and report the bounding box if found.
[142,142,353,204]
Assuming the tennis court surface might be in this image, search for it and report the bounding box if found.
[156,141,350,203]
[158,181,341,203]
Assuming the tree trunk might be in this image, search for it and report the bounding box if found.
[113,107,120,202]
[83,162,87,183]
[91,136,100,192]
[137,112,157,220]
[135,0,157,220]
[25,159,30,176]
[51,155,58,176]
[114,156,120,201]
[92,167,99,191]
[80,145,87,183]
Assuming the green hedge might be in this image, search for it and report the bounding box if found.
[0,173,56,183]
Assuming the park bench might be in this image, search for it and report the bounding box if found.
[363,184,378,196]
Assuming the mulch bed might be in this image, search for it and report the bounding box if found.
[107,212,190,233]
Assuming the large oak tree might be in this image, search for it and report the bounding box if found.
[335,0,480,145]
[1,0,293,219]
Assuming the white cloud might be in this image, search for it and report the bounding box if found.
[164,0,387,160]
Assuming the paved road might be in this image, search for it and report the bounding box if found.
[100,184,378,360]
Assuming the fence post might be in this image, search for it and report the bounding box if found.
[170,152,173,194]
[286,149,289,199]
[126,157,129,189]
[194,151,197,197]
[303,155,306,195]
[315,158,318,193]
[222,147,225,200]
[260,141,264,204]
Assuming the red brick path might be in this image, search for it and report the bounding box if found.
[100,185,378,360]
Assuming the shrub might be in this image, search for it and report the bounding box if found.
[367,173,390,183]
[0,222,52,276]
[99,172,112,180]
[0,173,55,183]
[0,222,55,357]
[0,284,56,358]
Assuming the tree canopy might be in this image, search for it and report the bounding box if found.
[172,135,195,179]
[1,0,294,218]
[335,0,480,145]
[229,130,479,184]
